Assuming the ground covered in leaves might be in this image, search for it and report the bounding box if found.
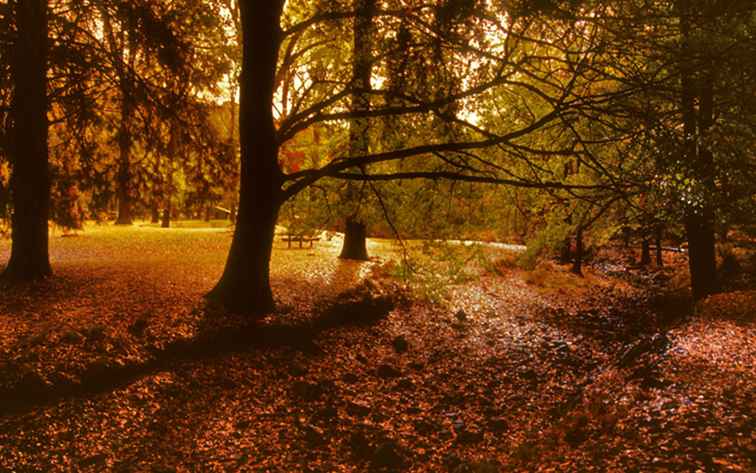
[0,224,753,472]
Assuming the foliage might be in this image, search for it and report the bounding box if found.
[1,227,753,470]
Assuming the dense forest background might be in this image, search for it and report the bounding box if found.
[2,0,754,311]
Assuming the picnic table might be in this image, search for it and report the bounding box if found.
[281,233,321,248]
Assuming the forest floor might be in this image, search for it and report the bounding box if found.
[0,223,753,472]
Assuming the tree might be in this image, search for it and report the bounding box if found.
[97,2,138,225]
[677,0,717,299]
[339,0,375,261]
[207,1,607,314]
[45,0,232,227]
[2,0,51,281]
[206,0,286,314]
[534,0,754,298]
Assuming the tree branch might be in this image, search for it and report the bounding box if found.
[281,106,568,200]
[330,171,609,191]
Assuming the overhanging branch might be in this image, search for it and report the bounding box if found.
[330,171,610,191]
[281,106,571,200]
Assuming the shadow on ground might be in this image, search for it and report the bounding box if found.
[0,278,408,415]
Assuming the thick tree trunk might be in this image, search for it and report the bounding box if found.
[689,68,717,298]
[341,212,369,260]
[640,238,651,266]
[161,205,170,228]
[3,0,51,282]
[339,0,375,261]
[207,0,285,315]
[686,212,717,299]
[115,156,132,224]
[678,0,717,299]
[340,219,369,260]
[114,95,133,225]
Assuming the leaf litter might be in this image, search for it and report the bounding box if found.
[0,225,753,471]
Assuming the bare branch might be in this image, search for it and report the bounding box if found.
[281,107,569,199]
[330,171,609,191]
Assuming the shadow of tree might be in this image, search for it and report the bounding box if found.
[0,277,409,415]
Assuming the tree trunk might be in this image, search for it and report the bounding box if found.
[161,166,172,229]
[161,204,170,228]
[111,9,136,226]
[686,213,716,299]
[340,219,369,260]
[622,226,630,248]
[678,0,717,299]
[339,0,375,261]
[206,0,285,315]
[3,0,51,282]
[655,226,664,267]
[341,213,369,260]
[571,227,583,275]
[640,238,651,266]
[688,65,717,298]
[114,90,133,225]
[150,198,160,223]
[151,154,162,224]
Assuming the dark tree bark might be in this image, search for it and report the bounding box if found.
[655,225,664,267]
[685,211,717,298]
[206,0,285,315]
[341,215,369,259]
[114,64,134,225]
[3,0,51,282]
[114,117,133,225]
[689,67,717,298]
[161,165,172,229]
[340,219,369,261]
[161,205,170,228]
[640,238,651,266]
[339,0,375,261]
[150,199,160,223]
[151,154,162,224]
[103,8,136,226]
[160,127,179,229]
[678,0,717,299]
[571,227,583,275]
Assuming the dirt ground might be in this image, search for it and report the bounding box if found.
[0,224,753,472]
